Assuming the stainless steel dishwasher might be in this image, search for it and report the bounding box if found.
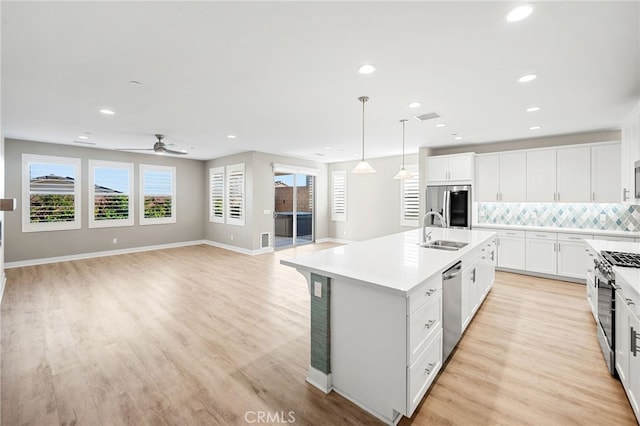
[442,261,463,361]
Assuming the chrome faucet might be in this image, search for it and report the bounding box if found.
[422,211,446,243]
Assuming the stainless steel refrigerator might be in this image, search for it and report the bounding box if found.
[425,185,472,229]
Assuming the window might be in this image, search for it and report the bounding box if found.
[140,164,176,225]
[22,154,81,232]
[89,160,134,228]
[226,163,245,226]
[331,170,347,222]
[209,166,224,223]
[400,166,420,227]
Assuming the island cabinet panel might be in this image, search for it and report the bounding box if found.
[615,289,640,420]
[331,278,408,422]
[462,257,481,331]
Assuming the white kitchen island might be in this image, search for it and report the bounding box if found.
[281,227,497,424]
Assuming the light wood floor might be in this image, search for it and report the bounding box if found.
[1,244,637,425]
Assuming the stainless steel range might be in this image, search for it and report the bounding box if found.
[601,251,640,268]
[594,254,617,375]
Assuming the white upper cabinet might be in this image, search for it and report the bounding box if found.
[592,143,621,203]
[427,153,474,185]
[526,149,556,202]
[557,146,591,202]
[475,152,526,202]
[500,152,527,201]
[475,155,499,201]
[621,101,640,203]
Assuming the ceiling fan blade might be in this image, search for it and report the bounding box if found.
[163,147,188,155]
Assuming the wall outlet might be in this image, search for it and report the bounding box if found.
[112,238,117,244]
[263,209,270,215]
[230,235,234,240]
[600,214,607,224]
[343,230,347,236]
[313,281,322,298]
[531,212,537,219]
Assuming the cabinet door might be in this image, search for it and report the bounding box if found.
[526,149,556,202]
[592,144,621,203]
[427,157,449,183]
[557,146,591,202]
[621,104,640,203]
[557,241,588,279]
[461,259,479,331]
[475,155,500,201]
[500,152,527,201]
[497,236,525,270]
[525,238,557,274]
[628,309,640,417]
[616,292,629,386]
[448,155,472,182]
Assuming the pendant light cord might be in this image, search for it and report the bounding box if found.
[361,97,366,161]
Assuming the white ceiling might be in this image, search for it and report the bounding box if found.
[2,1,639,162]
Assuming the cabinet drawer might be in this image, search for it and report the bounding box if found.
[407,328,443,416]
[498,229,525,238]
[408,294,442,365]
[594,235,636,242]
[557,233,593,242]
[525,230,557,240]
[409,275,442,315]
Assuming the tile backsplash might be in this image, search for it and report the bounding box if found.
[477,203,640,232]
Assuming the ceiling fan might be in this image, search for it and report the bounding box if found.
[120,134,188,155]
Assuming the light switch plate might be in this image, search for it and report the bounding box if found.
[313,281,322,298]
[600,214,607,224]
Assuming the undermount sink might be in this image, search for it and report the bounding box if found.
[418,240,468,251]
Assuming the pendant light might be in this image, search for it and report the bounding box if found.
[351,96,376,174]
[393,119,414,180]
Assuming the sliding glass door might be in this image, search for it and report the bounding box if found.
[274,173,314,249]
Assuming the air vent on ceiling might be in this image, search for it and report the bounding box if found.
[414,112,440,122]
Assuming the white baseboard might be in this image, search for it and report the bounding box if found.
[306,366,332,394]
[4,240,206,269]
[203,240,274,256]
[315,237,354,245]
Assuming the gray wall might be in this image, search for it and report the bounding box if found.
[5,139,206,263]
[328,154,419,241]
[430,130,621,156]
[204,151,328,251]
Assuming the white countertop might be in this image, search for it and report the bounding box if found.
[474,223,640,238]
[585,239,640,303]
[281,228,496,296]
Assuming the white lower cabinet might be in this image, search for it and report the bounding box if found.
[407,328,443,415]
[525,231,557,274]
[585,246,598,320]
[496,230,526,270]
[462,257,480,331]
[557,233,593,279]
[615,290,640,420]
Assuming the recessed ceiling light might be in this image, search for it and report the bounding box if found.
[324,146,332,150]
[357,64,376,75]
[408,102,421,108]
[78,135,89,140]
[435,123,447,128]
[526,106,541,112]
[518,74,537,83]
[338,149,345,153]
[454,136,463,140]
[100,109,115,115]
[227,134,236,139]
[529,125,541,130]
[506,5,533,22]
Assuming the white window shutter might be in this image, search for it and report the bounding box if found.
[209,167,224,223]
[226,163,245,226]
[331,170,347,222]
[401,166,420,227]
